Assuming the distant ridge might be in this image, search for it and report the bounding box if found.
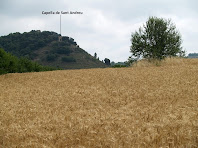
[0,30,107,69]
[188,53,198,58]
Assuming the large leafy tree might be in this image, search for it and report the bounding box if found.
[130,16,185,60]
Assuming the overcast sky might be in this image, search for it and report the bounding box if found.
[0,0,198,62]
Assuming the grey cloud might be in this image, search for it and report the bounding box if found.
[0,0,198,62]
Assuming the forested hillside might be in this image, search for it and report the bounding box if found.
[0,30,107,69]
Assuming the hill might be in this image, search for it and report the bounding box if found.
[0,30,107,69]
[0,58,197,147]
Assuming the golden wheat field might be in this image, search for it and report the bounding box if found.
[0,58,198,147]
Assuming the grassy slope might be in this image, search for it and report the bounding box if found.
[0,58,198,147]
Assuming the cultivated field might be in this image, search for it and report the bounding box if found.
[0,58,198,147]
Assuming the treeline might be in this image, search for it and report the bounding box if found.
[0,48,58,75]
[188,53,198,58]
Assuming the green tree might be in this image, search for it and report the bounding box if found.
[94,52,97,59]
[0,48,18,74]
[130,16,184,60]
[104,58,110,65]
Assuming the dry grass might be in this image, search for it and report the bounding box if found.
[0,58,198,147]
[133,57,198,67]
